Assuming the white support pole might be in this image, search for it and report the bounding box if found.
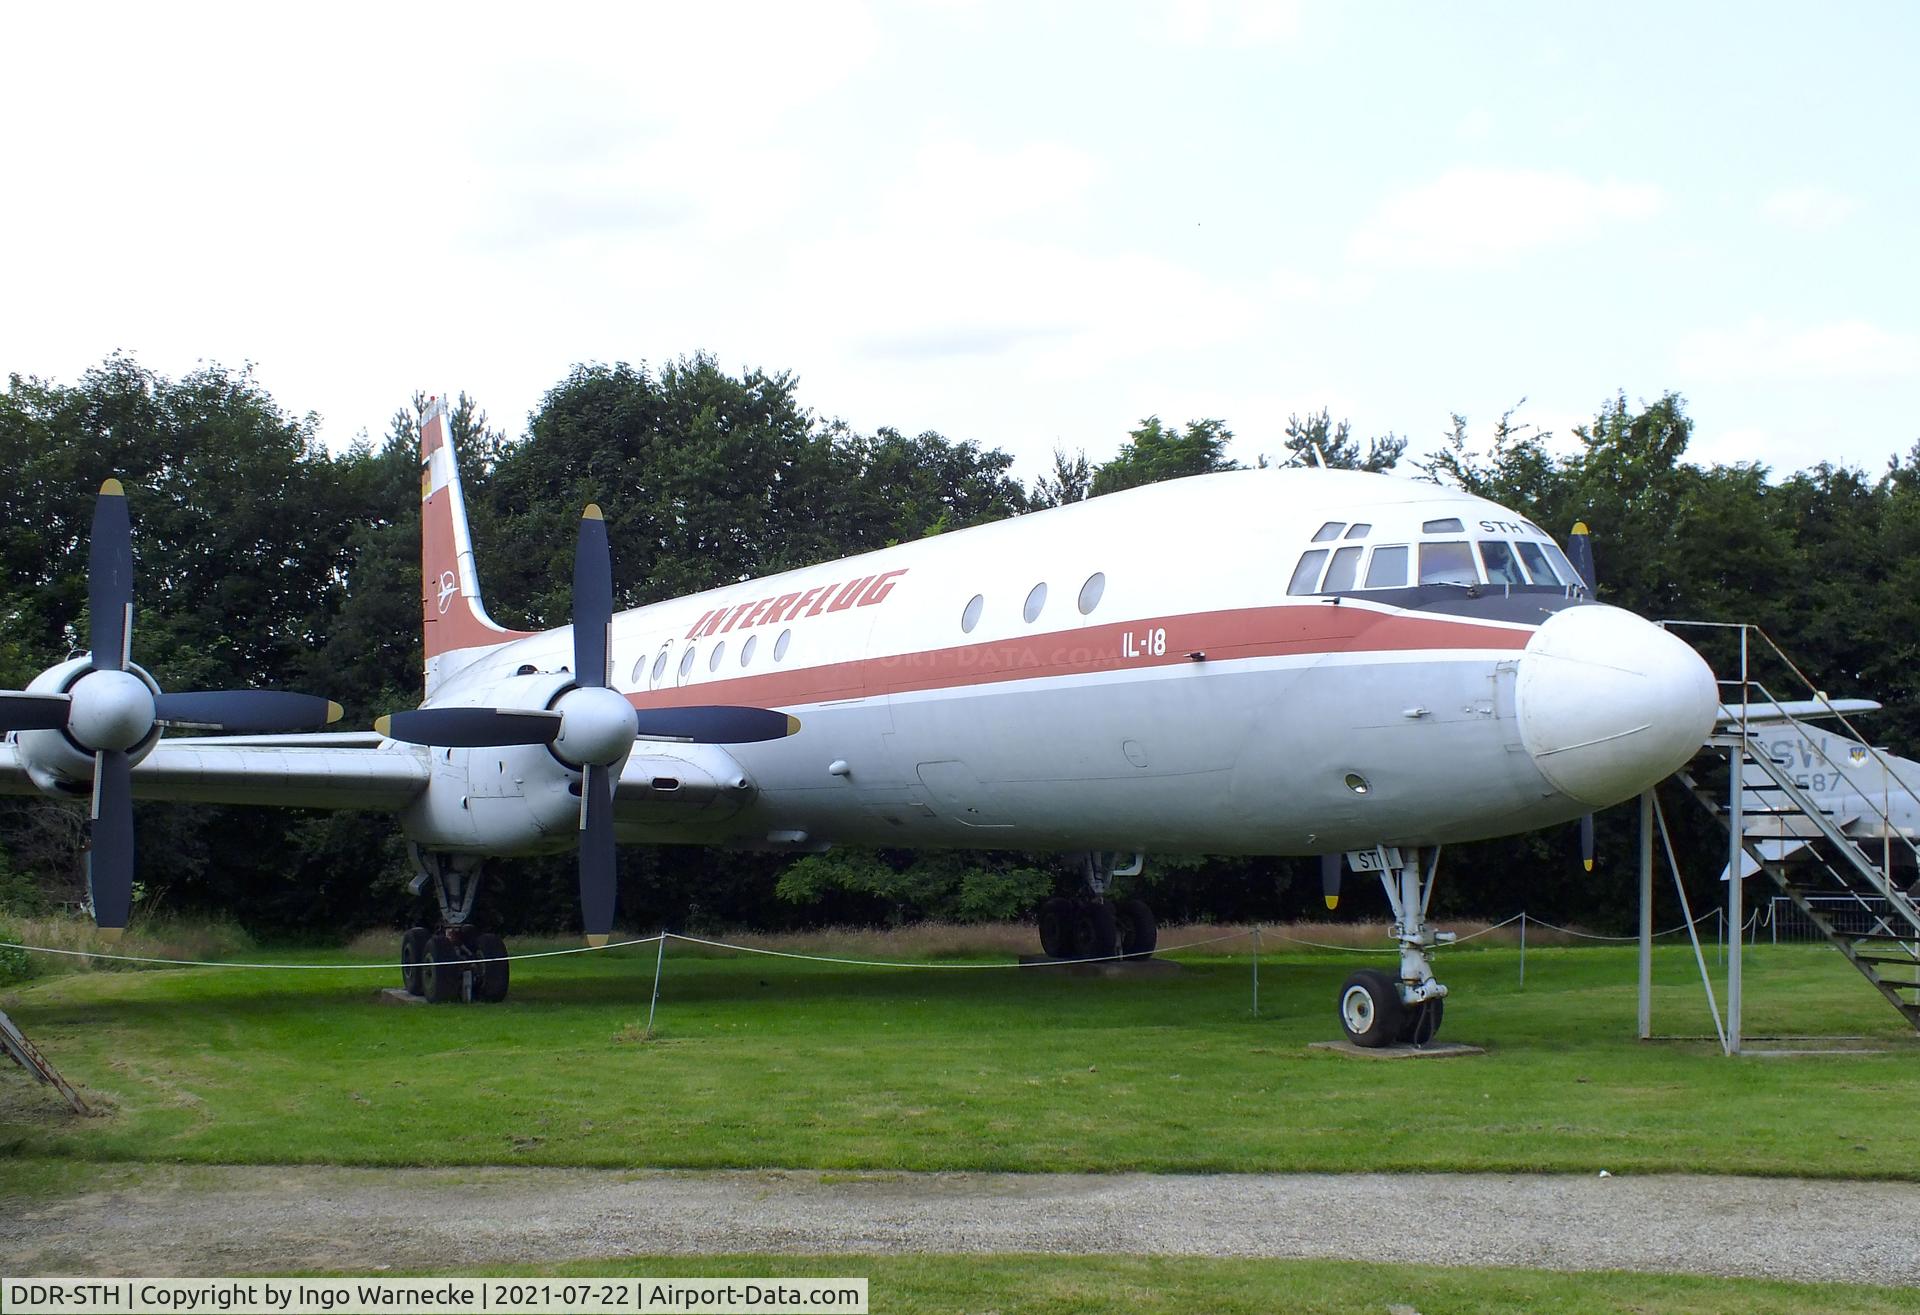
[1518,912,1526,988]
[644,931,667,1040]
[1251,925,1261,1018]
[1638,788,1654,1040]
[1727,746,1745,1056]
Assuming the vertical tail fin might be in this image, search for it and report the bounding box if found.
[419,396,532,697]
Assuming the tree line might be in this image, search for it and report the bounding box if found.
[0,353,1914,937]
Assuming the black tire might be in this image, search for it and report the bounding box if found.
[1037,897,1073,959]
[474,932,510,1004]
[1337,969,1403,1048]
[421,933,465,1004]
[1399,996,1444,1046]
[1071,899,1119,960]
[1117,898,1157,960]
[399,926,430,996]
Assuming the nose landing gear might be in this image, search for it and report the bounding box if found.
[1334,846,1451,1048]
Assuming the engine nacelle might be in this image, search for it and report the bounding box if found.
[10,656,164,799]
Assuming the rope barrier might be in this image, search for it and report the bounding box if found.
[0,910,1758,975]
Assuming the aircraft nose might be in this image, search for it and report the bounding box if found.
[1516,604,1718,808]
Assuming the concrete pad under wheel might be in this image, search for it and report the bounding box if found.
[1308,1039,1485,1059]
[378,988,428,1006]
[1016,956,1184,977]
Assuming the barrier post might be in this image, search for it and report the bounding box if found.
[644,932,667,1040]
[1518,912,1526,989]
[1251,925,1261,1018]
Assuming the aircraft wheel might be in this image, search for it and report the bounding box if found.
[1072,899,1119,960]
[399,926,430,996]
[421,932,464,1004]
[1117,899,1156,960]
[1338,969,1403,1048]
[1037,898,1073,959]
[475,932,510,1003]
[1399,997,1443,1046]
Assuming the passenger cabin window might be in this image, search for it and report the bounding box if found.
[1478,540,1525,585]
[1288,549,1329,595]
[1365,544,1408,588]
[1311,521,1345,542]
[1422,518,1464,534]
[1419,541,1477,586]
[1343,523,1371,539]
[1321,545,1363,593]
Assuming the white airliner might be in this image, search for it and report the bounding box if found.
[0,399,1722,1045]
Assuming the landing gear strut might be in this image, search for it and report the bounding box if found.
[1335,846,1453,1047]
[1037,852,1157,961]
[401,846,511,1004]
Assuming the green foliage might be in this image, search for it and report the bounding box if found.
[1089,416,1238,497]
[1279,407,1407,471]
[776,850,1053,924]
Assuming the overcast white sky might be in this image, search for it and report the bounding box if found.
[3,1,1915,482]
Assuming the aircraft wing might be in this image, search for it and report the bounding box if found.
[0,733,430,812]
[1718,698,1881,726]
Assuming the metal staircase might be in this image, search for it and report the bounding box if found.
[1664,622,1920,1033]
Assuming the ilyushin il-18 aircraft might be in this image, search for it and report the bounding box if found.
[0,398,1725,1045]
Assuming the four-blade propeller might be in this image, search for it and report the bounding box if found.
[0,480,343,938]
[375,503,800,943]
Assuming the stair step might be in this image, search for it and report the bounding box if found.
[1854,954,1920,968]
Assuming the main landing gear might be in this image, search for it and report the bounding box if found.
[1335,846,1452,1047]
[398,846,512,1004]
[1036,852,1157,961]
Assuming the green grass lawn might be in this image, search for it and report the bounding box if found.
[1,936,1916,1177]
[495,1254,1920,1314]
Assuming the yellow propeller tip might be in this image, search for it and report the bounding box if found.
[325,701,344,725]
[100,478,125,497]
[1323,896,1339,911]
[1583,859,1595,872]
[785,715,803,736]
[1572,521,1590,535]
[585,933,609,948]
[583,503,604,521]
[374,715,392,737]
[97,926,125,943]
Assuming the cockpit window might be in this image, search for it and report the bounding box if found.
[1478,540,1525,585]
[1311,521,1345,542]
[1419,541,1477,586]
[1365,544,1408,588]
[1321,544,1363,592]
[1288,549,1329,595]
[1343,522,1371,539]
[1515,541,1560,585]
[1422,517,1464,534]
[1544,542,1586,588]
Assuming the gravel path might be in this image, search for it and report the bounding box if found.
[6,1165,1918,1286]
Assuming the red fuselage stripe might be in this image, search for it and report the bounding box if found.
[622,603,1533,711]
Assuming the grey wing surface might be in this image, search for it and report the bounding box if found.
[0,732,430,811]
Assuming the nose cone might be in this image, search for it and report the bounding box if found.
[1516,605,1718,807]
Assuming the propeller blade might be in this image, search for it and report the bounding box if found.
[89,479,134,671]
[632,705,801,744]
[376,707,562,748]
[1320,853,1343,910]
[1567,520,1596,591]
[1568,518,1598,868]
[154,690,344,733]
[88,749,134,936]
[579,761,616,945]
[0,691,72,732]
[574,504,612,689]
